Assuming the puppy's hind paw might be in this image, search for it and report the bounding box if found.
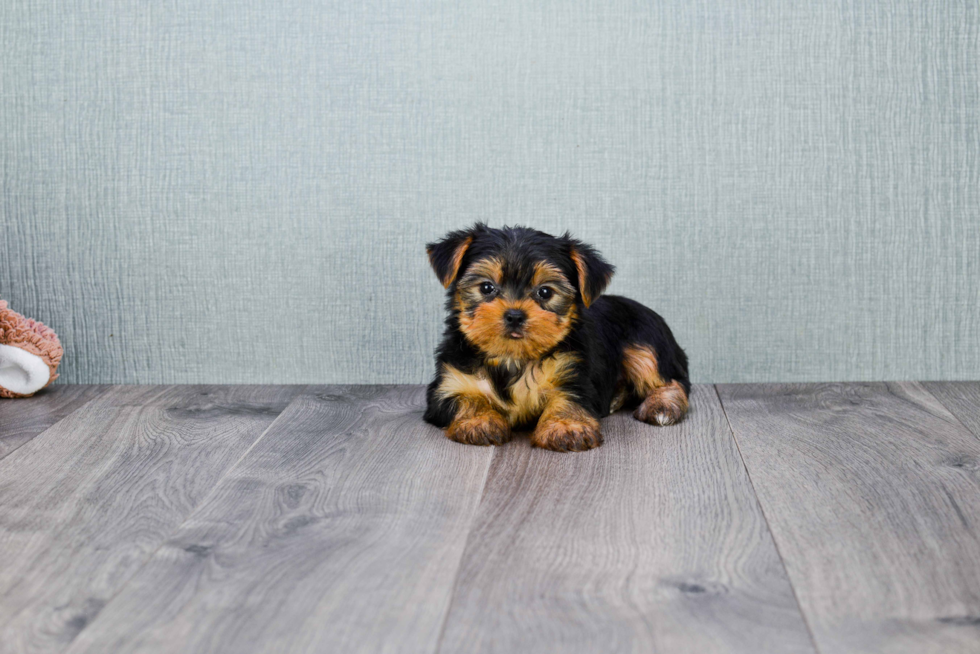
[634,381,689,427]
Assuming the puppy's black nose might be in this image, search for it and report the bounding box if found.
[503,309,527,327]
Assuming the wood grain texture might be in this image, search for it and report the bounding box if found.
[923,382,980,441]
[65,386,494,654]
[438,385,816,654]
[717,382,980,654]
[0,385,108,461]
[0,384,302,654]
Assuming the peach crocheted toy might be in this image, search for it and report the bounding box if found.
[0,300,63,398]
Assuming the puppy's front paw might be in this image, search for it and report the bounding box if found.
[532,417,603,452]
[447,412,511,446]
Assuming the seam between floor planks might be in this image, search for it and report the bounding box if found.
[0,385,110,462]
[61,385,313,649]
[0,384,308,654]
[921,382,980,444]
[0,386,186,637]
[435,384,816,654]
[62,385,497,654]
[65,384,498,654]
[13,384,817,654]
[715,382,980,654]
[712,384,824,654]
[432,445,499,654]
[8,383,977,653]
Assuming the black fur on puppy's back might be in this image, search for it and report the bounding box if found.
[586,294,691,397]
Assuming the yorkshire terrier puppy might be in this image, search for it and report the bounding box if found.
[423,223,690,452]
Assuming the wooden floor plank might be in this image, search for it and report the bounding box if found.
[0,384,303,654]
[922,381,980,441]
[0,385,109,461]
[64,386,494,654]
[717,382,980,654]
[437,385,816,654]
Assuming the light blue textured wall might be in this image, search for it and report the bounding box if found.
[2,1,978,384]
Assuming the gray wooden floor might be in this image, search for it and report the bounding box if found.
[1,383,979,654]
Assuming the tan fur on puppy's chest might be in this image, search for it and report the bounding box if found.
[436,352,579,427]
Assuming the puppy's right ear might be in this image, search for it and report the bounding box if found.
[426,227,475,288]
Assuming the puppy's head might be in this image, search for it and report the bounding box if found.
[427,224,614,361]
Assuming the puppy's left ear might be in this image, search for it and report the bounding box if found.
[426,227,476,288]
[565,236,615,307]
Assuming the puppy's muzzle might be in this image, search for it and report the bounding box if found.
[504,309,527,338]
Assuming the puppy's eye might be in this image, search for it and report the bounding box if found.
[479,282,496,296]
[537,286,553,300]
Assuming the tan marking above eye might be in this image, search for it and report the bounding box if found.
[531,261,571,288]
[461,257,504,286]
